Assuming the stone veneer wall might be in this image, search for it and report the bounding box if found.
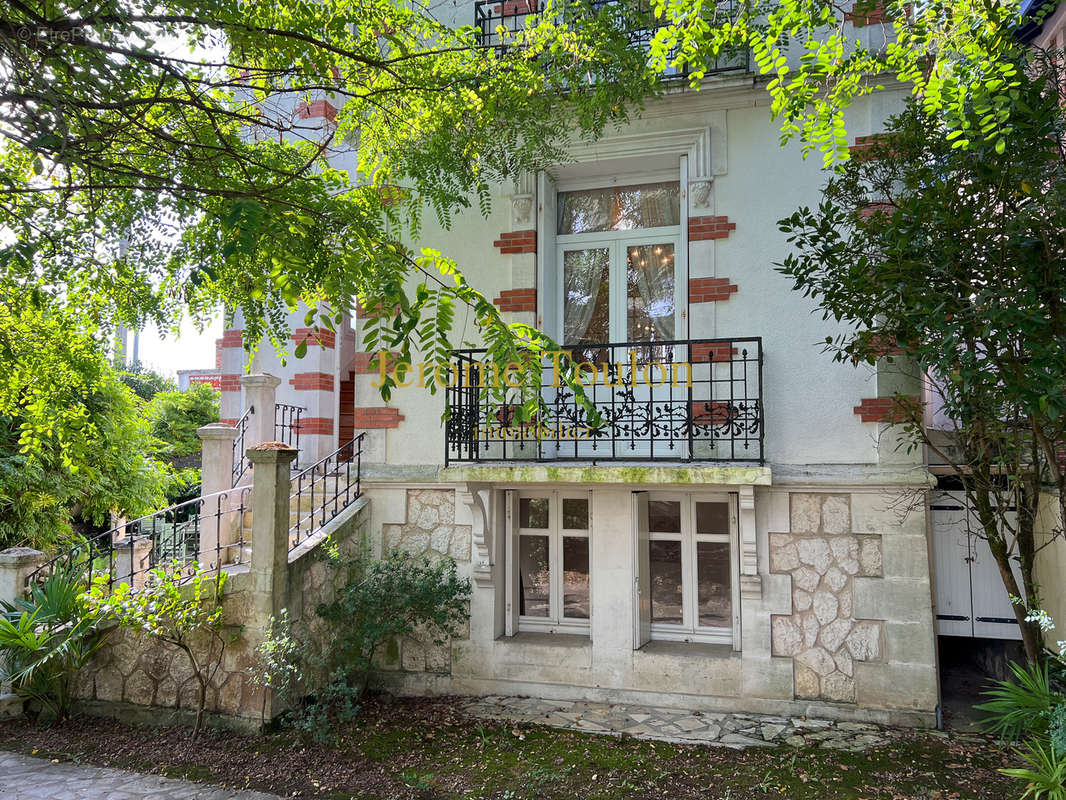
[769,493,885,704]
[74,502,369,729]
[375,489,471,676]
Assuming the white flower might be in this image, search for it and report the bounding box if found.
[1025,608,1056,633]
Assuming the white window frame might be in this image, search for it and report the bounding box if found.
[646,492,741,646]
[538,159,690,344]
[506,489,592,635]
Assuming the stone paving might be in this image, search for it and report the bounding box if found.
[463,695,895,751]
[0,751,281,800]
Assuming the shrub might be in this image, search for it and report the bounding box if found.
[143,383,220,462]
[0,569,111,721]
[87,563,228,738]
[1002,739,1066,800]
[255,549,471,741]
[978,660,1062,742]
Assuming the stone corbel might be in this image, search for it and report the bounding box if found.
[738,485,762,598]
[458,484,493,586]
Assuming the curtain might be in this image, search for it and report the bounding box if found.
[563,248,609,344]
[628,244,675,341]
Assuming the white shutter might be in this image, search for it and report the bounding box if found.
[633,491,651,649]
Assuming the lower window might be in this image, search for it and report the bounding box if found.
[509,491,591,633]
[645,494,738,644]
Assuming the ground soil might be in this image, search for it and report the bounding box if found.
[0,695,1020,800]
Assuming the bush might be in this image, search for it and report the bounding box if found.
[0,569,111,721]
[255,548,471,741]
[978,660,1063,742]
[118,364,176,401]
[143,382,220,462]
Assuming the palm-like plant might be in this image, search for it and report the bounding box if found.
[0,569,111,721]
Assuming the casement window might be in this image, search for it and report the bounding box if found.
[505,490,591,635]
[538,167,690,355]
[633,492,740,647]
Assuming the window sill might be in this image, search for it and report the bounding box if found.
[497,631,591,648]
[637,640,737,659]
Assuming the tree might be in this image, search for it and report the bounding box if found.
[144,382,220,462]
[0,0,662,437]
[0,287,168,550]
[648,0,1057,164]
[777,50,1066,662]
[119,364,178,402]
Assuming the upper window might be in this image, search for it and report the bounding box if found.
[557,182,681,235]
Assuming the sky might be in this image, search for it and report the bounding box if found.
[128,312,224,377]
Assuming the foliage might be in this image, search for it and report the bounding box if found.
[978,661,1062,742]
[118,364,177,402]
[776,52,1066,661]
[0,291,169,550]
[0,0,663,454]
[648,0,1056,164]
[1002,739,1066,800]
[0,569,111,721]
[144,383,220,462]
[254,548,471,741]
[87,563,228,738]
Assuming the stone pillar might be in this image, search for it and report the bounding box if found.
[0,548,45,607]
[248,444,298,626]
[199,423,238,497]
[240,374,282,452]
[112,537,153,590]
[197,423,242,567]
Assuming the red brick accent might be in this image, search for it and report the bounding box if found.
[853,396,919,423]
[859,202,895,219]
[296,416,334,436]
[689,216,735,241]
[691,400,735,424]
[493,288,537,313]
[220,329,243,348]
[220,374,241,393]
[845,1,887,26]
[493,0,536,14]
[291,328,336,349]
[352,351,402,374]
[355,298,402,319]
[189,374,223,391]
[296,99,338,123]
[869,334,905,357]
[849,134,888,157]
[290,372,334,391]
[690,341,739,363]
[352,407,404,429]
[493,230,536,255]
[689,277,738,303]
[220,418,238,426]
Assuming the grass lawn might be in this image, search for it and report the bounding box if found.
[0,696,1020,799]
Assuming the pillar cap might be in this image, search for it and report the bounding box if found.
[198,422,241,441]
[0,547,45,566]
[247,443,299,464]
[240,373,282,389]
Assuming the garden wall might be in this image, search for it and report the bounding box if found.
[73,495,370,731]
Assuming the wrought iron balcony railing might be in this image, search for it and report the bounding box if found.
[444,336,763,464]
[473,0,750,77]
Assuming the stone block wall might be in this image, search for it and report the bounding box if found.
[768,491,936,713]
[374,488,472,677]
[74,500,370,729]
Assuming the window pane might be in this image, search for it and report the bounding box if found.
[563,248,610,348]
[562,498,589,529]
[627,243,675,343]
[519,497,549,529]
[558,182,681,234]
[697,541,731,628]
[649,540,683,624]
[519,535,550,617]
[562,536,590,619]
[648,500,681,533]
[695,501,730,536]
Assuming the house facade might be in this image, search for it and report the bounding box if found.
[215,8,952,727]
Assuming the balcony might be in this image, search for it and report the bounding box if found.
[444,337,763,464]
[473,0,750,77]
